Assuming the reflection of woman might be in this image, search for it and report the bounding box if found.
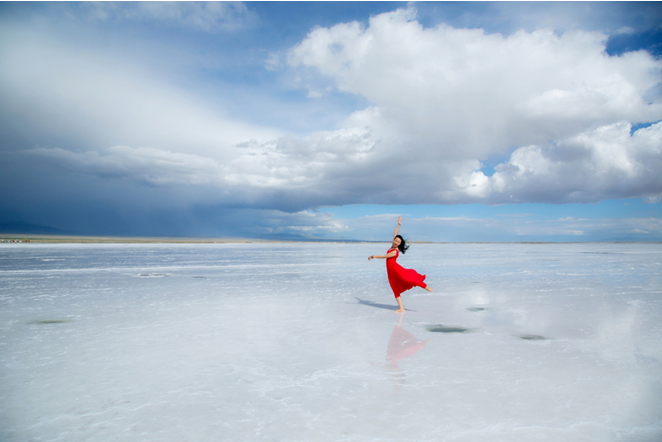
[387,320,428,368]
[368,217,432,312]
[385,314,430,387]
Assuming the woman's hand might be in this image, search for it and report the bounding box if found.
[368,255,374,260]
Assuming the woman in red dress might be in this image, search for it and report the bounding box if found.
[368,217,432,312]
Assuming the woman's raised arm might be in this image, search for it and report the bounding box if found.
[393,216,402,240]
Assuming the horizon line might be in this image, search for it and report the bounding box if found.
[1,234,660,245]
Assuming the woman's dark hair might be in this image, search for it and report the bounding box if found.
[395,235,410,254]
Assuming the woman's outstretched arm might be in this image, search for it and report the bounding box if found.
[368,250,397,260]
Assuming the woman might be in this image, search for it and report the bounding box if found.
[368,216,432,312]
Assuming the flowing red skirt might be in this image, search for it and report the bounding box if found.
[386,248,427,298]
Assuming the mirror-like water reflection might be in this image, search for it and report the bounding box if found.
[1,242,661,441]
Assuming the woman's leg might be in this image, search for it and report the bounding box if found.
[394,296,405,312]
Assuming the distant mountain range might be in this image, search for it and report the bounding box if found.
[0,221,70,235]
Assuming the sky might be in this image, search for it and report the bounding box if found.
[1,1,661,242]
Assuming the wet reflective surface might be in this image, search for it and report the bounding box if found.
[1,243,661,441]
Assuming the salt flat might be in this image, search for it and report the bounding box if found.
[1,243,661,441]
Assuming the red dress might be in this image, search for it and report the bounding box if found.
[386,248,427,298]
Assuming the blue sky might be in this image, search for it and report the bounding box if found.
[0,1,661,241]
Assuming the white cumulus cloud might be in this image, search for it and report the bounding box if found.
[289,7,661,156]
[277,6,662,205]
[483,122,662,203]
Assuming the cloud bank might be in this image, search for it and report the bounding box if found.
[1,5,661,238]
[26,9,661,201]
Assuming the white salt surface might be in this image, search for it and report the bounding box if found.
[1,242,661,441]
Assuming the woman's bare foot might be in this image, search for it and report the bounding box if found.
[394,308,405,313]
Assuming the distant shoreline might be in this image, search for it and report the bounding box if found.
[0,234,286,244]
[0,234,376,244]
[0,233,659,244]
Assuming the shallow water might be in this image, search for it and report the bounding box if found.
[1,242,661,441]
